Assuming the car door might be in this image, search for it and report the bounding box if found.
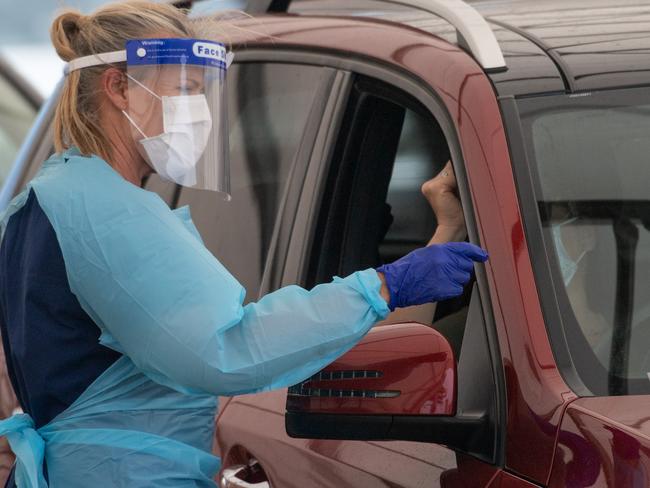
[216,58,507,487]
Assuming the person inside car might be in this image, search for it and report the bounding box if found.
[549,207,607,348]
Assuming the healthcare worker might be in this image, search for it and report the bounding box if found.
[0,2,488,487]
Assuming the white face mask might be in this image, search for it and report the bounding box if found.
[552,218,588,286]
[122,77,213,186]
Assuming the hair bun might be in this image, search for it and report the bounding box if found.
[50,10,85,62]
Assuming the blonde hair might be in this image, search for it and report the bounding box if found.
[51,1,194,160]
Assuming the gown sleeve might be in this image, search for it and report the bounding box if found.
[32,155,389,396]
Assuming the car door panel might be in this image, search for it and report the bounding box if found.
[218,390,460,488]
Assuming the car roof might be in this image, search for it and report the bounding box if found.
[282,0,650,96]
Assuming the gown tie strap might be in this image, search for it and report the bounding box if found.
[0,414,47,488]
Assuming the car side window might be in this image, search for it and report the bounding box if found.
[176,63,329,302]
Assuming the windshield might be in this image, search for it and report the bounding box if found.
[518,87,650,396]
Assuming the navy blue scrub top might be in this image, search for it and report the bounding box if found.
[0,190,121,485]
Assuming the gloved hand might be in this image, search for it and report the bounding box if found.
[376,242,488,311]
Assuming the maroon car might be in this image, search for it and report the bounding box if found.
[210,1,650,487]
[5,0,650,486]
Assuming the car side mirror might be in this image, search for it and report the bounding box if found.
[287,322,455,415]
[286,322,461,441]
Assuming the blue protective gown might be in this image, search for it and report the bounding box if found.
[0,148,389,487]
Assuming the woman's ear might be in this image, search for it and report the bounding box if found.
[101,67,128,111]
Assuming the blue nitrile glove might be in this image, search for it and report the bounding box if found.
[376,242,488,311]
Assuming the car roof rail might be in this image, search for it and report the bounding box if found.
[264,0,507,72]
[167,0,506,72]
[375,0,506,71]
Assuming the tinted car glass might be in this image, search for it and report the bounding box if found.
[0,72,37,187]
[519,87,650,395]
[176,63,327,302]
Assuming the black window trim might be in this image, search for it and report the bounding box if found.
[305,75,413,285]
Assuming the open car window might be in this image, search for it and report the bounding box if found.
[308,77,476,358]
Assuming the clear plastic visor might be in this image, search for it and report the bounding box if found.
[124,39,230,196]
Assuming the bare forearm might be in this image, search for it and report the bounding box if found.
[376,272,391,305]
[428,224,467,246]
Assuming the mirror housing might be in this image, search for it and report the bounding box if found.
[286,322,456,416]
[285,322,492,446]
[286,286,498,462]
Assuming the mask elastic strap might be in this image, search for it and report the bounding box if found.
[121,74,162,140]
[122,110,148,139]
[125,73,162,101]
[559,217,578,227]
[226,51,235,68]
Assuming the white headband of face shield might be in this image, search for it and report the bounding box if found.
[64,49,235,74]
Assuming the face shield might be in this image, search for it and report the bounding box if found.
[65,38,234,196]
